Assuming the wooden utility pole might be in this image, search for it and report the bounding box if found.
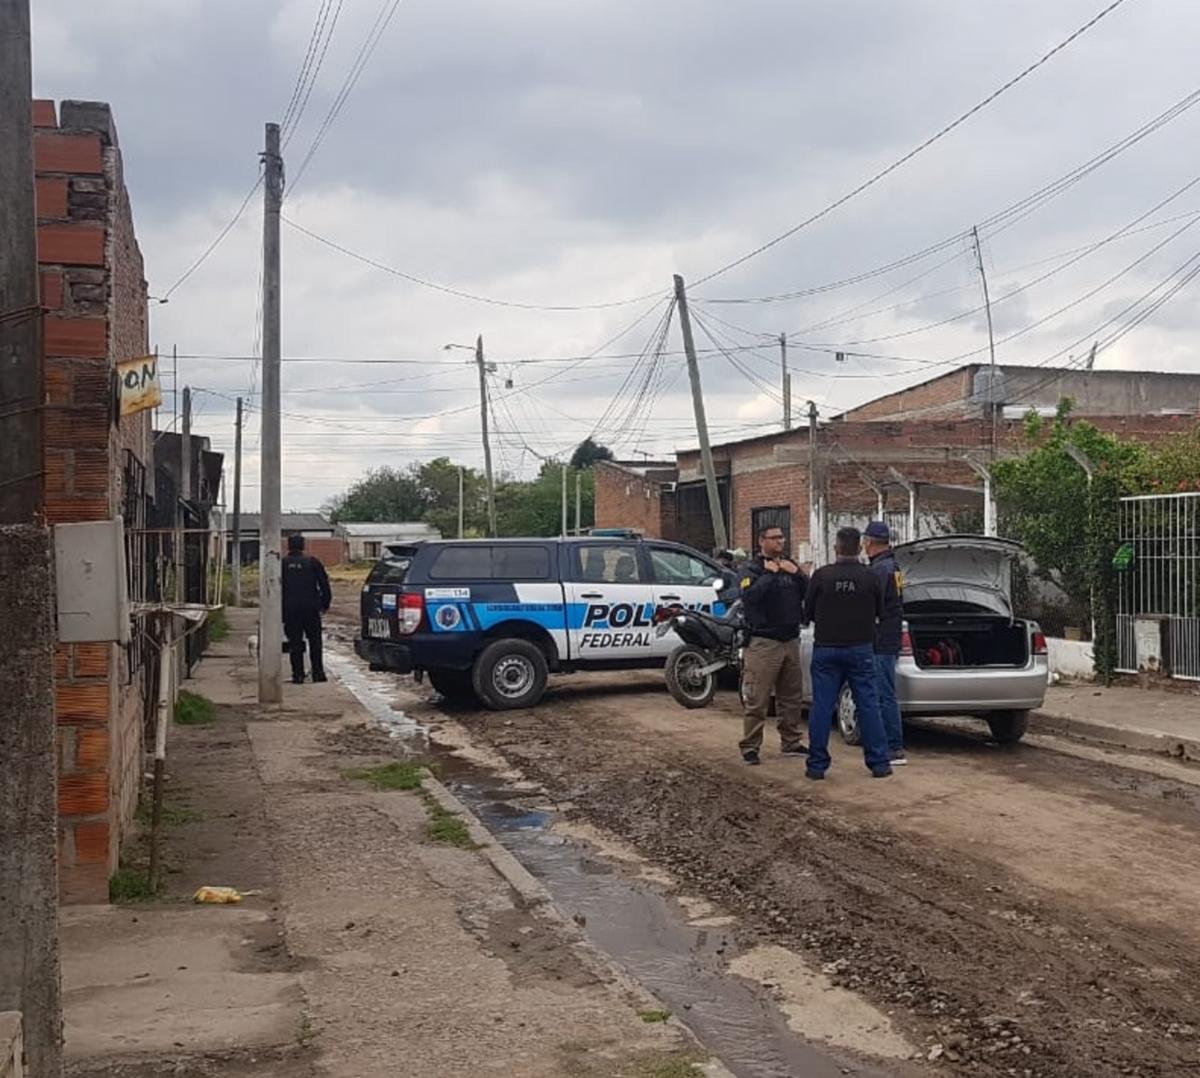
[673,274,728,553]
[232,396,243,605]
[780,332,792,430]
[971,225,998,455]
[0,3,64,1073]
[258,122,283,703]
[475,335,497,537]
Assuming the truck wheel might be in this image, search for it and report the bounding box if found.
[665,645,717,708]
[986,710,1029,744]
[836,686,862,746]
[472,639,548,711]
[427,668,477,703]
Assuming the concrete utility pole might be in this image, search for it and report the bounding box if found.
[232,396,243,605]
[673,274,728,553]
[0,3,64,1073]
[475,335,498,537]
[561,464,568,537]
[780,332,792,430]
[175,386,191,604]
[258,122,283,704]
[457,465,464,539]
[807,400,821,565]
[574,470,582,536]
[971,225,998,456]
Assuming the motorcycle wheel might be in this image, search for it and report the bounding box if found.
[665,645,718,709]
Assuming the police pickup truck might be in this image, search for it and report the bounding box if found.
[354,536,734,709]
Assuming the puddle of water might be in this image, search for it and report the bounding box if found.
[329,642,898,1078]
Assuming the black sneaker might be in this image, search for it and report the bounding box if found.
[742,751,761,766]
[290,675,305,685]
[804,769,825,781]
[889,750,908,766]
[312,672,328,683]
[871,766,894,779]
[781,744,809,757]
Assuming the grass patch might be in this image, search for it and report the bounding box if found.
[175,691,216,726]
[637,1056,705,1078]
[206,607,229,643]
[135,801,202,826]
[638,1009,672,1024]
[343,761,425,791]
[109,868,159,903]
[423,795,476,848]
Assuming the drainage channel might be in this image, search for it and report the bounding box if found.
[328,646,896,1078]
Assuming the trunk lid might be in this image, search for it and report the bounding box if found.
[360,543,421,639]
[893,535,1024,617]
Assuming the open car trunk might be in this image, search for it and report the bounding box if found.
[895,536,1030,670]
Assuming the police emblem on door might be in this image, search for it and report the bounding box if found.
[435,605,462,630]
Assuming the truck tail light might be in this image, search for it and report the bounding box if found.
[1032,630,1048,656]
[899,629,914,657]
[398,592,424,635]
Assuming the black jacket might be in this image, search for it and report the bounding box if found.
[282,553,332,615]
[868,548,904,654]
[740,555,808,641]
[803,559,883,648]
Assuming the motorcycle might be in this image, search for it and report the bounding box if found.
[654,586,748,709]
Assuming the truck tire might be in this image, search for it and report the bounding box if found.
[986,709,1029,744]
[427,667,477,703]
[472,639,548,711]
[665,645,718,709]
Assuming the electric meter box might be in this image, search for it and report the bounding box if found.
[54,518,131,644]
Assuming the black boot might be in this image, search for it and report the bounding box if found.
[311,670,327,683]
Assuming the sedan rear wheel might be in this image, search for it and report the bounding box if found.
[986,709,1029,744]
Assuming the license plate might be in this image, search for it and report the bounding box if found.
[368,617,392,639]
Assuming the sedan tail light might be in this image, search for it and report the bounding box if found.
[1032,630,1048,656]
[398,592,424,635]
[899,629,914,657]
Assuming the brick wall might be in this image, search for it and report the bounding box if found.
[838,367,978,422]
[36,99,151,904]
[281,537,345,567]
[593,462,676,539]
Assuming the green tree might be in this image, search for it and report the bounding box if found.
[569,437,614,470]
[1124,426,1200,494]
[416,458,488,538]
[495,463,595,537]
[326,466,424,523]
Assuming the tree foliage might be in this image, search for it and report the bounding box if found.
[569,437,614,470]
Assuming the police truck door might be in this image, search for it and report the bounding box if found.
[647,543,728,657]
[564,541,656,661]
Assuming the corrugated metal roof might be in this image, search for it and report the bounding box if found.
[339,521,441,539]
[237,512,335,534]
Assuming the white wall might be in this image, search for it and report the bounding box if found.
[1046,637,1094,683]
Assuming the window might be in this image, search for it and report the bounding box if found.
[493,545,552,580]
[571,544,642,584]
[364,541,382,559]
[751,506,791,550]
[367,546,417,585]
[429,545,493,580]
[649,545,717,586]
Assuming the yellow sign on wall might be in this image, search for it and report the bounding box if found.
[116,354,162,416]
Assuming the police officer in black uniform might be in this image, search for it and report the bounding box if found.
[282,534,332,684]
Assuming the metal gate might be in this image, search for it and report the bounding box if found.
[1116,493,1200,680]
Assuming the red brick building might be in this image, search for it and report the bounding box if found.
[35,99,154,902]
[596,367,1200,561]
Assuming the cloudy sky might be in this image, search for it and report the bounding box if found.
[30,0,1200,510]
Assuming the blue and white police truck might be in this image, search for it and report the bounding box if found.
[354,536,735,709]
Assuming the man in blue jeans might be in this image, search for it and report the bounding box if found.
[802,527,892,779]
[864,521,907,766]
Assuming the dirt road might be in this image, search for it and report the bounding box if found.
[330,583,1200,1077]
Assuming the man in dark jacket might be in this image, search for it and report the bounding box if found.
[282,534,332,684]
[802,527,892,779]
[864,521,906,765]
[737,525,809,765]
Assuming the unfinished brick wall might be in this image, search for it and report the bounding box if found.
[593,462,677,539]
[36,99,151,903]
[838,367,978,422]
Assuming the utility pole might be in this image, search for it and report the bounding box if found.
[172,344,177,433]
[673,274,728,553]
[808,400,821,565]
[457,465,465,539]
[780,332,792,430]
[971,225,998,456]
[232,396,243,606]
[176,385,191,604]
[561,464,568,537]
[475,334,497,537]
[258,121,283,704]
[575,470,582,536]
[0,2,64,1073]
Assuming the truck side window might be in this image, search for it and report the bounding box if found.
[571,544,642,583]
[429,545,492,579]
[494,545,552,580]
[649,546,716,585]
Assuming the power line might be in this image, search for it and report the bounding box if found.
[282,215,670,311]
[159,174,262,301]
[281,0,346,147]
[691,0,1132,288]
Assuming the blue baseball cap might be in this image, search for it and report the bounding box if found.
[864,521,891,542]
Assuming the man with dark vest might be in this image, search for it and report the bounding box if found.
[864,520,907,765]
[282,534,332,684]
[737,524,809,765]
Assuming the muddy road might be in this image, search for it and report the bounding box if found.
[328,586,1200,1077]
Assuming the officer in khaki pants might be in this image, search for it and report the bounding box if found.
[737,525,809,765]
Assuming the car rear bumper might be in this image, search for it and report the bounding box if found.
[897,657,1048,713]
[354,637,414,673]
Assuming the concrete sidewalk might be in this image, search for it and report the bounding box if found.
[1033,682,1200,761]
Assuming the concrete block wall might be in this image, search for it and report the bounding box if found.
[35,98,151,903]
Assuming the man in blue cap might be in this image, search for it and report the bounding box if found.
[864,520,906,765]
